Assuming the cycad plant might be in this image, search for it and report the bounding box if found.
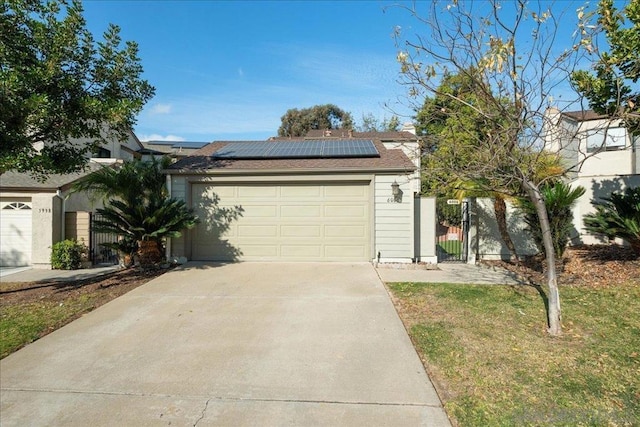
[517,181,585,259]
[583,187,640,255]
[73,157,198,266]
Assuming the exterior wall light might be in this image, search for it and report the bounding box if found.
[391,180,400,197]
[388,180,403,203]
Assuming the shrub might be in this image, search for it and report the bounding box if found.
[50,239,88,270]
[583,186,640,255]
[517,182,585,259]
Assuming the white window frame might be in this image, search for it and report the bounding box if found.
[586,127,627,153]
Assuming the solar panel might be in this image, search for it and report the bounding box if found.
[212,141,274,159]
[322,140,379,157]
[211,139,379,159]
[267,141,324,158]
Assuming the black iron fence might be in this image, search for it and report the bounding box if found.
[89,213,119,265]
[436,199,470,262]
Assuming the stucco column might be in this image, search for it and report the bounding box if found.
[31,193,60,269]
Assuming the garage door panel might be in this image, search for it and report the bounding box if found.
[281,225,322,237]
[281,186,322,198]
[324,205,367,218]
[242,205,278,217]
[280,205,322,217]
[237,186,276,198]
[201,186,235,198]
[324,185,368,199]
[191,183,370,261]
[239,245,278,257]
[281,245,322,258]
[324,225,366,238]
[237,225,278,237]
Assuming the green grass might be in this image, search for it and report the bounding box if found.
[437,240,463,256]
[388,281,640,426]
[0,294,101,359]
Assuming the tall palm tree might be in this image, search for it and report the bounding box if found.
[518,182,586,259]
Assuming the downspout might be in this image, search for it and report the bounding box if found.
[165,174,172,261]
[632,132,637,175]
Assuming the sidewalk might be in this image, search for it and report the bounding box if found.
[376,262,526,285]
[0,265,121,283]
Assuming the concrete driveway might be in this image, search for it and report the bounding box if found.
[0,262,450,426]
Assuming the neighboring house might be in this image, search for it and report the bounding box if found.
[544,108,640,245]
[165,130,438,263]
[140,140,209,161]
[0,130,143,268]
[470,109,640,261]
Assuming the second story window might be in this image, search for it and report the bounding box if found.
[586,127,627,153]
[93,147,112,158]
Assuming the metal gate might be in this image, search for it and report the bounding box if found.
[436,199,470,262]
[89,213,119,265]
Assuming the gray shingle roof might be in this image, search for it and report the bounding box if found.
[0,162,113,191]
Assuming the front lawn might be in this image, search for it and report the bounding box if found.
[387,250,640,426]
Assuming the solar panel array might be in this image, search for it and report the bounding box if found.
[212,139,380,159]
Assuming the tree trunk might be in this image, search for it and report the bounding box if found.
[522,179,562,336]
[137,239,162,267]
[493,197,519,263]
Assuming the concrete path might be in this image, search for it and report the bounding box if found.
[0,262,451,426]
[377,262,526,285]
[0,265,121,283]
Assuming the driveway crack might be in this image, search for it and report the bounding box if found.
[193,398,211,426]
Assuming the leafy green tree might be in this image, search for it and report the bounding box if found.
[571,0,640,133]
[517,182,586,259]
[278,104,354,137]
[417,70,525,261]
[0,0,155,176]
[394,0,607,335]
[357,113,401,132]
[73,157,198,266]
[583,187,640,255]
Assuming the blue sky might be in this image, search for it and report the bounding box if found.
[80,0,611,143]
[82,1,418,142]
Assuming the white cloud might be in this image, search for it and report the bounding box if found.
[149,103,172,115]
[138,134,186,142]
[238,67,244,77]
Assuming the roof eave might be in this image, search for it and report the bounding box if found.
[164,166,416,176]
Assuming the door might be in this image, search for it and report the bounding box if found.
[191,182,371,261]
[436,198,469,262]
[0,201,33,266]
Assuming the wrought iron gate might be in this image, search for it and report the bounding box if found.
[89,213,119,265]
[436,199,470,262]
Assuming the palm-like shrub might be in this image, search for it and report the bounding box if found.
[73,157,199,266]
[583,187,640,255]
[517,182,585,259]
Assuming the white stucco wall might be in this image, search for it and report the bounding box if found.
[414,196,437,263]
[29,193,63,268]
[570,174,640,246]
[374,174,414,262]
[470,198,537,261]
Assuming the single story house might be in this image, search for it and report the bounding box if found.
[165,135,438,264]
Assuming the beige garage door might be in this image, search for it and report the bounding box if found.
[0,201,32,266]
[191,182,371,261]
